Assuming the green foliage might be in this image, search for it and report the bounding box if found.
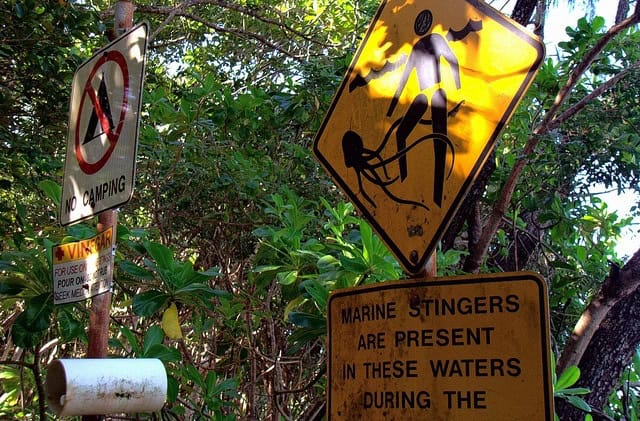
[120,240,224,317]
[253,190,404,351]
[553,363,592,418]
[551,353,594,421]
[1,3,640,420]
[604,348,640,420]
[0,0,101,239]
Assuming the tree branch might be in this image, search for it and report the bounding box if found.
[109,0,330,57]
[464,12,640,273]
[557,250,640,373]
[549,59,640,131]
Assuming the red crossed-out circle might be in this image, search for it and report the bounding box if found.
[75,50,129,175]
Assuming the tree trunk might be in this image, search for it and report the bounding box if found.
[616,0,630,24]
[556,249,640,420]
[511,0,539,26]
[441,155,495,252]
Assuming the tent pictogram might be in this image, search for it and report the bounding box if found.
[75,51,129,175]
[83,73,115,146]
[313,0,544,274]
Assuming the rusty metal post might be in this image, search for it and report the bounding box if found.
[408,252,437,279]
[85,211,117,359]
[114,0,134,37]
[424,252,437,278]
[82,3,133,420]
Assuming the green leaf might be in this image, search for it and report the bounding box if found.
[144,344,181,362]
[339,255,368,273]
[167,375,179,403]
[555,366,580,392]
[144,241,174,271]
[276,270,298,285]
[57,308,84,342]
[38,180,61,207]
[205,371,217,393]
[0,281,26,296]
[119,326,142,356]
[559,387,590,395]
[143,325,164,355]
[253,265,283,273]
[182,364,205,389]
[173,283,220,305]
[303,280,328,310]
[360,221,374,260]
[199,267,221,277]
[14,3,24,18]
[11,293,53,348]
[66,224,97,240]
[132,290,169,317]
[566,395,591,412]
[12,316,44,348]
[288,312,326,330]
[119,261,155,280]
[212,378,238,396]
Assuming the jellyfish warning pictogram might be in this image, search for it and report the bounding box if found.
[313,0,544,274]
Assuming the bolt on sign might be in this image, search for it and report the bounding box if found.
[327,272,553,420]
[313,0,544,273]
[60,22,148,226]
[52,227,114,304]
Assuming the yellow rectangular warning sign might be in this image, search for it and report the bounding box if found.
[327,272,553,420]
[52,227,114,304]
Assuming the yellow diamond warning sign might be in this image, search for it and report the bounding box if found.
[327,272,553,420]
[313,0,544,273]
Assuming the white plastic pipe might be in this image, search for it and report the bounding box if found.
[46,358,167,416]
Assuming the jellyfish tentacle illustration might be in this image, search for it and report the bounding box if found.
[342,130,428,211]
[342,118,458,212]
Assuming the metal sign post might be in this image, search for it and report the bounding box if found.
[81,3,137,420]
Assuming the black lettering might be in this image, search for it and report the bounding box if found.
[430,358,520,377]
[457,297,472,314]
[363,390,430,409]
[341,302,397,324]
[474,295,487,313]
[475,358,489,376]
[507,358,521,377]
[436,328,449,346]
[489,295,503,312]
[406,295,520,316]
[358,332,385,350]
[443,390,487,409]
[441,298,455,315]
[64,196,76,213]
[363,360,418,379]
[506,294,520,312]
[408,300,420,317]
[342,363,356,379]
[396,327,494,347]
[491,358,504,376]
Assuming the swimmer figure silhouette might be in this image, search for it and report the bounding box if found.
[347,9,482,208]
